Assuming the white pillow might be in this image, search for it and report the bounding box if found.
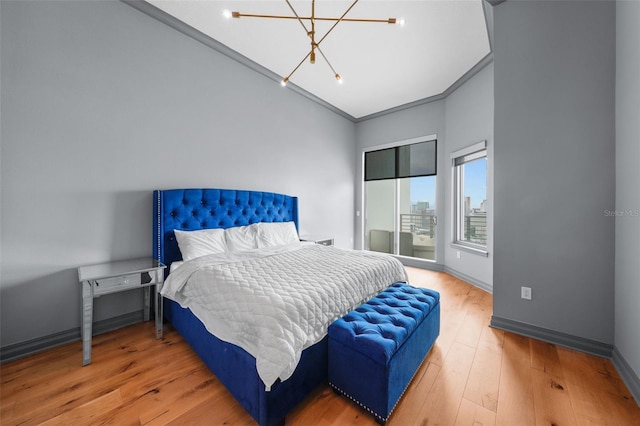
[174,228,227,261]
[169,260,184,273]
[224,224,259,252]
[257,221,299,248]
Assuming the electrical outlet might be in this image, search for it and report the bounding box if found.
[521,286,532,300]
[456,251,461,259]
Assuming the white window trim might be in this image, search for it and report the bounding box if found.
[451,140,488,256]
[450,140,487,161]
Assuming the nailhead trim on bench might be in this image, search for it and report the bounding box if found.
[329,351,431,425]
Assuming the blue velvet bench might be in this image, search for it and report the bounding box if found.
[328,282,440,424]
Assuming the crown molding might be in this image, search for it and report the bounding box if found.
[356,52,493,123]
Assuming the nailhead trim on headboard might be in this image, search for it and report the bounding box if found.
[156,190,162,264]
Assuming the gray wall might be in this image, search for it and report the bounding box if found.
[492,1,616,343]
[0,0,355,348]
[443,62,494,289]
[615,0,640,386]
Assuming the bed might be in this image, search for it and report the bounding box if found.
[153,188,407,425]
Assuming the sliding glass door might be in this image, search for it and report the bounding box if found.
[364,139,437,261]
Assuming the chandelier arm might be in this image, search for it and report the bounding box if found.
[284,0,311,34]
[233,13,394,23]
[316,17,396,24]
[317,47,338,76]
[317,0,360,47]
[284,51,313,83]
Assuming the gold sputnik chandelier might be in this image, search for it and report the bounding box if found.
[224,0,403,86]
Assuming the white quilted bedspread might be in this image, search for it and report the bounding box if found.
[161,243,407,390]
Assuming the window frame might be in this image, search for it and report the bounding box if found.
[451,140,488,256]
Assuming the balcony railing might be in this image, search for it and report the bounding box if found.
[464,215,487,244]
[400,213,436,238]
[399,213,487,245]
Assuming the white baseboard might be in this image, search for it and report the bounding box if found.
[443,266,493,294]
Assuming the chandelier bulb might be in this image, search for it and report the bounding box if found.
[335,74,342,84]
[281,77,289,87]
[397,18,406,27]
[222,9,232,19]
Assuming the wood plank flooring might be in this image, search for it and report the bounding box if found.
[2,268,638,425]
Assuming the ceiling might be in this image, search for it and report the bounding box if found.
[146,1,491,119]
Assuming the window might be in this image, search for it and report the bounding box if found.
[452,141,487,253]
[364,138,438,261]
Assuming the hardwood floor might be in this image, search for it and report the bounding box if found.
[2,268,638,425]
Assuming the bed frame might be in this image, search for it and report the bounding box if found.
[153,188,326,426]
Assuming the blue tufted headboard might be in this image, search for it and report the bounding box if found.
[153,188,299,270]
